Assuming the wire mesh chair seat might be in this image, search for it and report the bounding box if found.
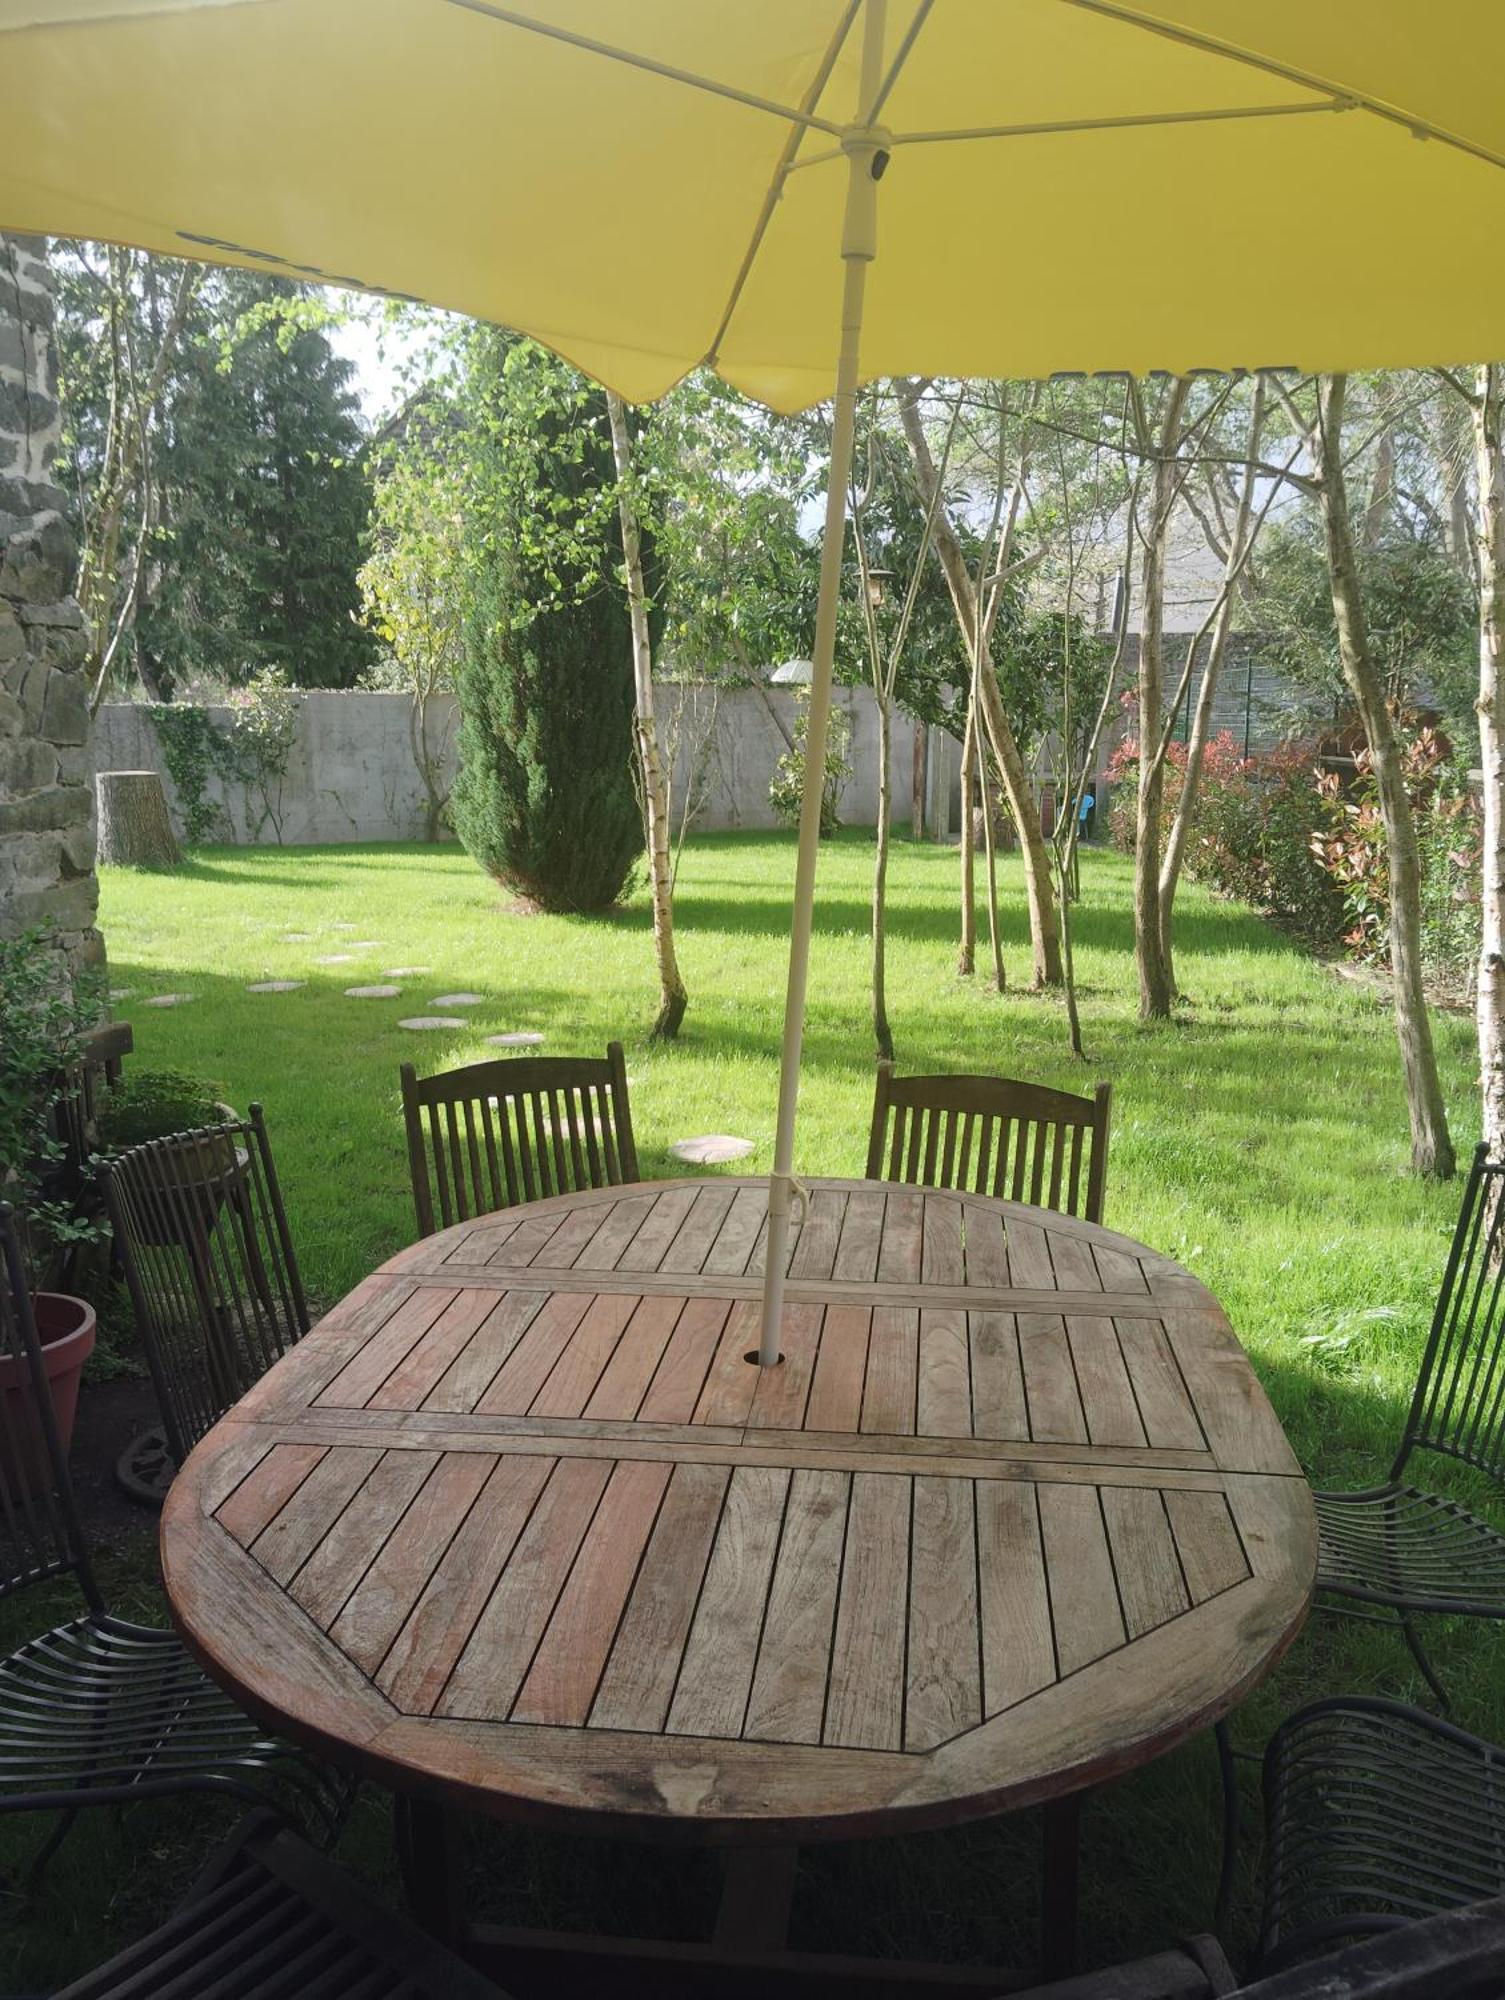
[54,1809,511,1999]
[102,1106,310,1467]
[0,1613,346,1837]
[1314,1482,1505,1615]
[1259,1696,1505,1973]
[866,1063,1112,1222]
[400,1042,639,1238]
[0,1204,346,1866]
[1313,1144,1505,1702]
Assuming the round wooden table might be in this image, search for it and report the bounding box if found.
[161,1175,1314,1981]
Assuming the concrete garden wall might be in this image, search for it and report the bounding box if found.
[96,685,950,846]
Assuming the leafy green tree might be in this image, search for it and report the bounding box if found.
[55,253,375,697]
[449,334,645,913]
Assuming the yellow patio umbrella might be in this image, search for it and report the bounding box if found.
[5,0,1505,1361]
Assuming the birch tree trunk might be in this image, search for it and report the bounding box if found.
[898,392,1062,987]
[1473,362,1505,1163]
[1317,375,1454,1179]
[958,701,977,976]
[873,689,894,1061]
[1134,377,1191,1022]
[607,391,686,1041]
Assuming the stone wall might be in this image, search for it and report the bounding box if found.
[0,233,101,974]
[97,685,947,845]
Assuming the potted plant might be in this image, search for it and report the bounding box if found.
[0,931,104,1462]
[93,1071,241,1244]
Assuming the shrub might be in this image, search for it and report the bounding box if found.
[769,691,852,838]
[1312,726,1481,994]
[0,931,103,1287]
[450,337,645,914]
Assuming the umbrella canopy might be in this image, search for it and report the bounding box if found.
[4,2,1505,409]
[6,0,1504,1359]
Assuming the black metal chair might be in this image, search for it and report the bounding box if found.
[1258,1696,1505,1975]
[1238,1889,1505,1997]
[1312,1142,1505,1705]
[0,1205,345,1874]
[866,1064,1112,1223]
[102,1104,310,1470]
[53,1809,512,1998]
[400,1043,639,1239]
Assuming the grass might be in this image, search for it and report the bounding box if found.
[2,830,1492,1989]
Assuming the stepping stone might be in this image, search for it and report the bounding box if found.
[329,923,357,932]
[385,966,429,978]
[314,953,356,965]
[144,993,194,1008]
[346,984,401,999]
[110,987,133,1001]
[670,1135,755,1165]
[247,980,304,994]
[282,932,314,943]
[486,1032,544,1048]
[347,940,383,950]
[398,1016,466,1032]
[431,992,484,1007]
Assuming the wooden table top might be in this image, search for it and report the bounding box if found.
[161,1176,1316,1843]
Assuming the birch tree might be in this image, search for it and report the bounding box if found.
[1438,363,1505,1162]
[1307,375,1455,1177]
[607,390,687,1041]
[898,380,1063,989]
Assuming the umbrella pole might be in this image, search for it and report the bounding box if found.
[758,4,887,1367]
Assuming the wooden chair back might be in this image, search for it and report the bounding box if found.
[1398,1143,1505,1484]
[400,1043,639,1238]
[0,1204,100,1611]
[866,1064,1112,1223]
[102,1105,309,1464]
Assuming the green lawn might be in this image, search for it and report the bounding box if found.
[4,831,1493,1987]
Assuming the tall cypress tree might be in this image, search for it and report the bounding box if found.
[451,336,645,913]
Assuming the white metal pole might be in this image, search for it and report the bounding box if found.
[757,0,887,1367]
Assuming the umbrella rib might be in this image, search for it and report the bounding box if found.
[440,0,846,138]
[865,0,936,125]
[890,98,1351,147]
[1059,0,1505,176]
[701,0,865,374]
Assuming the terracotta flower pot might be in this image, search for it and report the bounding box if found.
[0,1291,96,1492]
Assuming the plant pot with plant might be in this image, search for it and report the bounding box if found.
[93,1071,241,1246]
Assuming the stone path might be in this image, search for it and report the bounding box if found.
[346,984,401,999]
[431,992,483,1007]
[144,993,194,1008]
[399,1016,466,1032]
[247,980,304,994]
[669,1135,755,1165]
[313,953,356,965]
[385,966,428,978]
[485,1032,545,1048]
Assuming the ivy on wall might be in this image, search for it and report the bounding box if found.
[145,671,299,845]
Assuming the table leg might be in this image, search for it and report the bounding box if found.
[395,1794,462,1945]
[712,1844,799,1956]
[1041,1794,1081,1981]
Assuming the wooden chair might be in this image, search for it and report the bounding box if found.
[401,1043,639,1238]
[866,1063,1112,1223]
[54,1809,511,1999]
[1311,1142,1505,1705]
[1240,1888,1505,1998]
[0,1206,343,1876]
[101,1104,310,1467]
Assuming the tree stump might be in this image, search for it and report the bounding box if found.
[97,770,181,868]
